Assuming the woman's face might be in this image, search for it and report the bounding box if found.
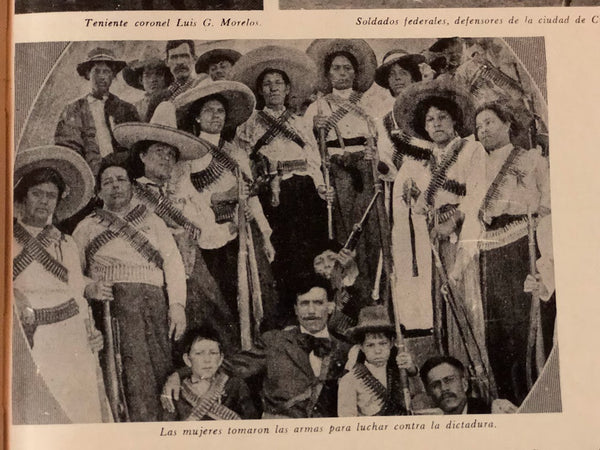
[20,182,60,227]
[328,55,356,91]
[424,106,456,146]
[388,64,413,97]
[260,72,290,109]
[476,109,511,152]
[196,99,226,135]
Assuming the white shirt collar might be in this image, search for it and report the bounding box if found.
[299,325,330,339]
[88,93,108,102]
[199,132,221,147]
[332,88,353,99]
[264,106,287,117]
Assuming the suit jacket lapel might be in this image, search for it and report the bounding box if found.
[284,328,317,379]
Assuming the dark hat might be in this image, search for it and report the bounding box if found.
[14,146,95,221]
[374,49,426,89]
[195,48,242,75]
[230,45,318,109]
[428,37,462,53]
[306,39,377,93]
[346,305,396,344]
[122,46,173,91]
[393,76,476,139]
[76,47,127,79]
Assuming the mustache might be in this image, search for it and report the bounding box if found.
[441,392,457,401]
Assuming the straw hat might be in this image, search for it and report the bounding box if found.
[122,46,173,91]
[173,80,256,128]
[374,49,426,89]
[393,77,476,139]
[230,45,318,108]
[76,47,126,79]
[347,305,396,344]
[14,146,95,221]
[195,48,242,75]
[306,39,377,93]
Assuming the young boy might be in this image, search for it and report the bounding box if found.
[169,327,257,421]
[338,305,418,417]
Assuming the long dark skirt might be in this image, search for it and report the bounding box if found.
[259,174,328,323]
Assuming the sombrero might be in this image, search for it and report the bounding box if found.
[14,146,95,221]
[122,46,173,91]
[306,39,377,93]
[230,45,318,108]
[195,48,242,75]
[374,49,426,89]
[393,76,476,139]
[76,47,127,79]
[173,80,256,128]
[346,305,396,344]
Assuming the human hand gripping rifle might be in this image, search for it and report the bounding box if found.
[316,93,334,240]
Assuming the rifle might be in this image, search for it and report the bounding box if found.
[101,299,129,422]
[237,169,253,351]
[525,209,546,390]
[316,94,334,240]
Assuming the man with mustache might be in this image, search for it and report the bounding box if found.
[55,47,140,178]
[165,40,204,100]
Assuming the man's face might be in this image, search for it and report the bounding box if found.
[425,363,469,414]
[167,43,194,83]
[89,62,114,96]
[260,72,290,109]
[328,55,356,91]
[476,109,511,152]
[20,182,59,227]
[294,287,334,334]
[141,67,167,94]
[98,166,133,212]
[208,59,233,81]
[183,338,223,380]
[388,64,414,98]
[425,106,456,146]
[139,142,178,183]
[360,333,393,368]
[313,250,337,280]
[197,99,226,135]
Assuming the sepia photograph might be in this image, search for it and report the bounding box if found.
[12,37,558,425]
[281,0,598,8]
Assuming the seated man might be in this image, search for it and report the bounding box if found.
[166,326,257,421]
[338,305,417,417]
[162,274,350,419]
[420,356,516,415]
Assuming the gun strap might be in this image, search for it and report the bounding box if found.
[424,138,467,207]
[13,221,69,283]
[182,372,240,420]
[86,205,164,270]
[253,110,305,155]
[353,362,400,415]
[322,91,365,134]
[190,141,239,193]
[133,182,201,240]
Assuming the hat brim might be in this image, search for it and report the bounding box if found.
[76,59,127,78]
[122,60,173,91]
[306,39,377,94]
[374,53,426,89]
[346,323,396,344]
[231,45,318,109]
[173,80,256,128]
[195,48,242,75]
[14,146,95,222]
[393,77,476,139]
[113,122,211,161]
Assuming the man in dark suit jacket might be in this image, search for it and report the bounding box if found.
[162,274,350,418]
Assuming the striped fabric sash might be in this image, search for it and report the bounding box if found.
[13,221,68,283]
[86,205,164,270]
[190,142,239,193]
[478,146,525,225]
[133,182,201,240]
[253,109,305,153]
[182,373,240,421]
[424,138,467,207]
[322,91,365,134]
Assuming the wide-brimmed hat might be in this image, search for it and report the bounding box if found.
[76,47,127,79]
[14,146,95,221]
[374,49,427,89]
[122,46,173,91]
[195,48,242,75]
[230,45,318,109]
[113,104,211,163]
[173,80,255,128]
[306,39,377,93]
[393,76,476,139]
[347,305,396,344]
[428,37,461,53]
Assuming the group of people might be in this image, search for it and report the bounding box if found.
[13,37,555,423]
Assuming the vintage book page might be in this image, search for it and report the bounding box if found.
[5,1,600,449]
